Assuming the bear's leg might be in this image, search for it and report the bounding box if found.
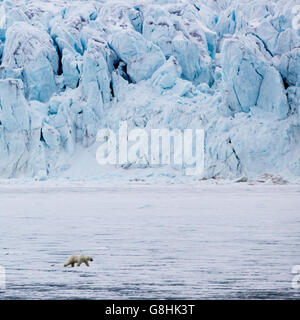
[84,261,90,267]
[64,262,70,267]
[71,263,75,267]
[77,262,82,267]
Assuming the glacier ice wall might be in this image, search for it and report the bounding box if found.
[0,0,299,181]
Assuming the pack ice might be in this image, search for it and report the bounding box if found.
[0,0,299,181]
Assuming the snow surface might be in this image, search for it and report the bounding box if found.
[0,0,299,181]
[0,184,300,299]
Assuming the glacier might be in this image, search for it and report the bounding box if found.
[0,0,299,182]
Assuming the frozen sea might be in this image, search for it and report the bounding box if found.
[0,184,300,300]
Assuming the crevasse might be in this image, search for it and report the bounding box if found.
[0,0,299,181]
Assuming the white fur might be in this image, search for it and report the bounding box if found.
[64,254,93,267]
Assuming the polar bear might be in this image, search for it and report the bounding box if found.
[64,254,93,267]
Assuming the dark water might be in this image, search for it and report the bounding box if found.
[0,184,300,299]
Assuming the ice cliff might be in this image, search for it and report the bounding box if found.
[0,0,299,181]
